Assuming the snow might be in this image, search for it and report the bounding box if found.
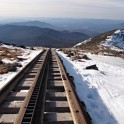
[57,51,124,124]
[102,30,124,50]
[2,58,17,64]
[0,44,42,90]
[74,38,92,47]
[87,53,124,68]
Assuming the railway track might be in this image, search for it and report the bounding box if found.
[0,49,92,124]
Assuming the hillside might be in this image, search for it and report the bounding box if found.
[0,25,89,47]
[102,30,124,49]
[74,29,124,57]
[74,30,116,49]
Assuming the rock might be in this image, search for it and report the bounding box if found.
[17,57,27,61]
[85,64,98,70]
[5,63,17,72]
[30,47,35,50]
[16,63,22,67]
[0,60,3,64]
[78,59,85,62]
[67,52,74,57]
[82,55,91,60]
[69,76,74,81]
[17,57,25,61]
[18,45,26,49]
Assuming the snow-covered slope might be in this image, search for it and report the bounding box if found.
[73,29,124,57]
[57,51,124,124]
[102,30,124,49]
[74,29,124,52]
[74,38,92,47]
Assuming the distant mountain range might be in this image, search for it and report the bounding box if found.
[0,25,89,47]
[8,21,60,30]
[4,19,124,37]
[0,19,124,48]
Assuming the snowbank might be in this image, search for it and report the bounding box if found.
[57,51,124,124]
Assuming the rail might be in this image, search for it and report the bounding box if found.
[0,49,92,124]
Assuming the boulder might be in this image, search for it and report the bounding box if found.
[82,55,91,60]
[85,64,98,70]
[5,63,17,72]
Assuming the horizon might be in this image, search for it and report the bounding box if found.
[0,17,124,23]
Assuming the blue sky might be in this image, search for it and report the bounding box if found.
[0,0,124,19]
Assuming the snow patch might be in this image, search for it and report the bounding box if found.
[74,38,92,47]
[102,30,124,50]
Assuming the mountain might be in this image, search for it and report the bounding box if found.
[2,18,123,37]
[74,29,124,49]
[41,18,124,36]
[8,21,59,30]
[0,25,89,47]
[74,30,116,49]
[74,29,124,57]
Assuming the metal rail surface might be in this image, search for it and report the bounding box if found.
[0,49,92,124]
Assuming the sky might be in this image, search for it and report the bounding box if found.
[0,0,124,20]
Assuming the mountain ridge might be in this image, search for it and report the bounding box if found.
[8,21,60,30]
[2,19,124,37]
[0,25,89,47]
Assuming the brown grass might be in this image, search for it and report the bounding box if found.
[0,46,23,74]
[0,47,21,60]
[0,65,8,74]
